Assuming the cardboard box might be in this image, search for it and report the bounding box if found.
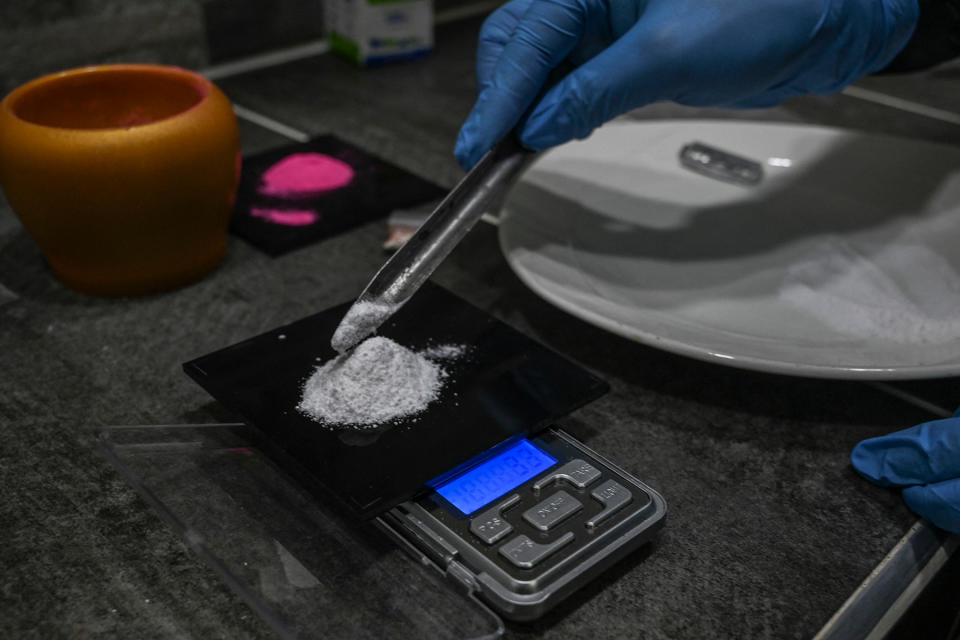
[326,0,433,66]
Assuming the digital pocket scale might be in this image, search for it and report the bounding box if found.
[378,428,666,621]
[183,283,667,623]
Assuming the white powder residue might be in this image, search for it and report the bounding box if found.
[420,344,468,360]
[299,336,466,428]
[779,241,960,344]
[330,300,400,354]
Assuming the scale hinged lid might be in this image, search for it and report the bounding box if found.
[96,422,505,640]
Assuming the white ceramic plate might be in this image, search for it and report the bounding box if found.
[498,120,960,379]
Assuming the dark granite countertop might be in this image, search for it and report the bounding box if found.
[2,13,959,640]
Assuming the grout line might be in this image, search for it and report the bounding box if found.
[842,86,960,126]
[200,40,331,81]
[0,282,18,308]
[813,521,955,640]
[865,534,960,640]
[232,104,311,143]
[867,381,954,418]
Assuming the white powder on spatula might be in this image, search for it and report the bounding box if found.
[330,300,399,354]
[298,336,462,427]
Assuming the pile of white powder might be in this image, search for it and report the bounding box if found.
[298,336,465,427]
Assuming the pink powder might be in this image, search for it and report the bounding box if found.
[258,153,355,198]
[251,207,319,226]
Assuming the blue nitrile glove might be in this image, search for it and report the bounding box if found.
[455,0,919,169]
[851,409,960,534]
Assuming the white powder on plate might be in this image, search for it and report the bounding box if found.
[779,241,960,344]
[299,336,465,427]
[330,300,399,354]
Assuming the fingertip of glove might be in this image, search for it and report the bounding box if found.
[453,131,477,171]
[454,116,490,170]
[457,88,525,169]
[850,438,888,485]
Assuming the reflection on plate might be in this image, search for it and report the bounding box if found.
[499,120,960,379]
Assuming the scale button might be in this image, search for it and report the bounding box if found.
[532,459,601,492]
[522,491,582,531]
[499,532,575,569]
[586,480,640,528]
[469,494,520,545]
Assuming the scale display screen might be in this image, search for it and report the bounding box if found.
[436,440,557,515]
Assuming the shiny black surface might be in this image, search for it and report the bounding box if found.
[230,135,445,256]
[184,282,609,518]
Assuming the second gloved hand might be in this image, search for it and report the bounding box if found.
[455,0,918,168]
[851,410,960,534]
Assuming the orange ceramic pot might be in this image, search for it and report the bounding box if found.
[0,64,240,297]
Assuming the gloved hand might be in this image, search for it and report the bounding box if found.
[851,409,960,534]
[455,0,919,169]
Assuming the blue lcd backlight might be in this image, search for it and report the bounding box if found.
[435,439,557,515]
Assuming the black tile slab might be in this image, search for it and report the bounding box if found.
[0,0,75,30]
[203,0,324,63]
[0,2,210,95]
[0,335,266,640]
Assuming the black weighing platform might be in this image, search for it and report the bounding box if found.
[183,282,610,518]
